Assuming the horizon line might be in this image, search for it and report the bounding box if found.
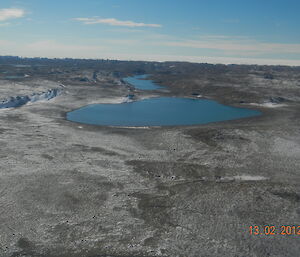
[1,54,300,67]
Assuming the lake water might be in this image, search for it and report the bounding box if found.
[67,97,261,127]
[123,74,164,90]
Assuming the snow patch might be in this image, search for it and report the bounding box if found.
[0,88,62,109]
[218,175,268,182]
[233,175,268,181]
[249,102,287,108]
[88,96,129,105]
[117,126,150,129]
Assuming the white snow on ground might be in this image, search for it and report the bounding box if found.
[248,102,287,108]
[88,96,129,105]
[219,175,268,182]
[118,126,151,129]
[88,95,158,105]
[0,79,61,99]
[0,88,62,109]
[233,175,268,181]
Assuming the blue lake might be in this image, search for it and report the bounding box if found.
[123,74,164,90]
[67,97,261,127]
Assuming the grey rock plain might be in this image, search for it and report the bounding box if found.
[0,61,299,257]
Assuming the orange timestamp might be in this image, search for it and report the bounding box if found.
[249,225,300,235]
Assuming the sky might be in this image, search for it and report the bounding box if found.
[1,0,300,65]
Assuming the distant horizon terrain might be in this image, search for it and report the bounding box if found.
[1,55,300,67]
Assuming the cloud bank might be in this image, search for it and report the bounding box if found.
[162,37,300,56]
[0,8,25,21]
[1,39,300,66]
[74,17,161,28]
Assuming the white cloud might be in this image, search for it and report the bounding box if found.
[0,22,10,27]
[160,35,300,56]
[0,8,25,21]
[0,40,300,66]
[0,38,300,66]
[137,54,300,66]
[106,28,145,33]
[74,17,161,28]
[25,40,107,57]
[0,39,10,46]
[0,40,108,58]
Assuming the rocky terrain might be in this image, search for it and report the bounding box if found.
[0,57,299,257]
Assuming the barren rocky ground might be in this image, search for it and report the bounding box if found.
[0,59,299,257]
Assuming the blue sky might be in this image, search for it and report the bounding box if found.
[1,0,300,65]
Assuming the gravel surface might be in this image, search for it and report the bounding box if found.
[0,63,299,257]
